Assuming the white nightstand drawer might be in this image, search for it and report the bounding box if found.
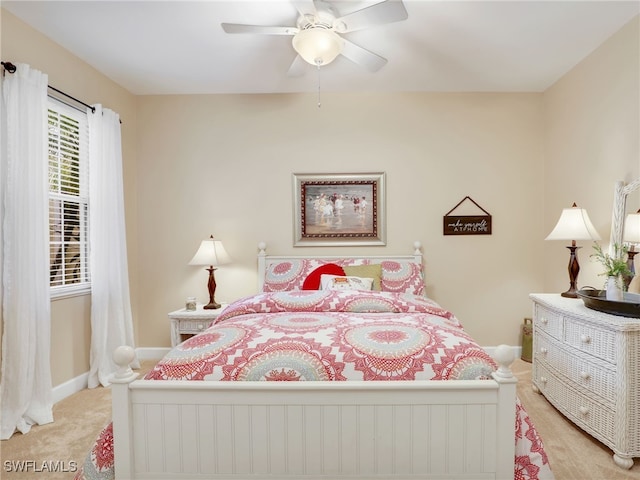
[534,304,563,339]
[563,318,616,363]
[179,319,211,333]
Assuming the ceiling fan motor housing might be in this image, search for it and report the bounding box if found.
[297,1,345,31]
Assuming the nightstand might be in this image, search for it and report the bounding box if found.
[167,303,228,347]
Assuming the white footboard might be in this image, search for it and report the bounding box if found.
[111,346,517,480]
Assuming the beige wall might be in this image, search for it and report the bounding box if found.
[1,8,638,388]
[543,16,640,294]
[136,92,545,348]
[0,10,139,387]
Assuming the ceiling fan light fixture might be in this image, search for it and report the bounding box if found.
[292,27,344,66]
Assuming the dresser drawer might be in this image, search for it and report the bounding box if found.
[563,318,616,363]
[534,363,615,445]
[534,304,563,339]
[533,330,557,368]
[534,332,615,404]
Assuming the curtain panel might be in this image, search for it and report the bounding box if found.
[0,63,53,439]
[88,104,138,388]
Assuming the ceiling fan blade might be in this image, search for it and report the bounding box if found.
[335,0,408,33]
[287,55,307,77]
[291,0,317,18]
[341,39,387,72]
[221,23,298,35]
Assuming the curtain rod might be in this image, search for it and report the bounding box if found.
[2,61,96,114]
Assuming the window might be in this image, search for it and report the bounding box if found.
[48,99,90,297]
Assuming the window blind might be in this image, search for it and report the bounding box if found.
[48,98,91,295]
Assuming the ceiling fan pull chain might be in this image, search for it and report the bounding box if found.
[316,62,321,108]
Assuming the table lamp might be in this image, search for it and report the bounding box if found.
[623,209,640,281]
[188,235,232,309]
[545,203,601,298]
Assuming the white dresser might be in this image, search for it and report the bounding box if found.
[530,293,640,469]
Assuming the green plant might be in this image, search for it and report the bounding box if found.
[590,242,631,278]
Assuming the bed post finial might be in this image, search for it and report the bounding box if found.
[413,241,422,255]
[492,344,515,379]
[258,242,267,256]
[112,346,138,383]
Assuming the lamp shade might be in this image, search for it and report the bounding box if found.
[623,209,640,243]
[188,236,232,266]
[545,204,601,241]
[292,27,344,66]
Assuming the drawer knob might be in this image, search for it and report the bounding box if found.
[198,323,205,330]
[540,317,548,325]
[540,347,548,354]
[579,406,589,416]
[540,376,547,384]
[580,334,591,344]
[580,371,590,381]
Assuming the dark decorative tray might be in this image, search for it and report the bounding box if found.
[576,289,640,318]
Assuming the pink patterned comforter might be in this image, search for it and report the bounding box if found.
[76,291,554,479]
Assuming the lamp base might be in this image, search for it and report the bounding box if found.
[624,248,637,291]
[562,243,581,299]
[203,266,221,310]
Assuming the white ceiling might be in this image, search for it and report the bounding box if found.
[3,0,639,95]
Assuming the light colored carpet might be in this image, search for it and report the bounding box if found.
[1,359,639,479]
[0,360,155,480]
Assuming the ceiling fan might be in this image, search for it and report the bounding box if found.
[221,0,408,76]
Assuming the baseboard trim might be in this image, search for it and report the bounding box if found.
[52,347,170,404]
[52,371,89,404]
[135,347,170,361]
[53,346,522,403]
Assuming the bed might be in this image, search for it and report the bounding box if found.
[76,243,553,480]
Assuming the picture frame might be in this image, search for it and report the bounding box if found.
[293,172,386,246]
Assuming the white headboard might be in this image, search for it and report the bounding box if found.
[257,241,424,293]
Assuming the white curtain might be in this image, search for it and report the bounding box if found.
[88,104,138,388]
[0,64,53,439]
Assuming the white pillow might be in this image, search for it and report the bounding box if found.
[320,274,374,291]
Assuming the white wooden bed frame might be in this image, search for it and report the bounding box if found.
[111,244,518,479]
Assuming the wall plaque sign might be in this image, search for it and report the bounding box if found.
[443,196,492,235]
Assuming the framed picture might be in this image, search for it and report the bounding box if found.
[293,172,386,246]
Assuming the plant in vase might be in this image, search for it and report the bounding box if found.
[590,242,631,301]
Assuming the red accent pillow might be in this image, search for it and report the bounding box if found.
[302,263,346,290]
